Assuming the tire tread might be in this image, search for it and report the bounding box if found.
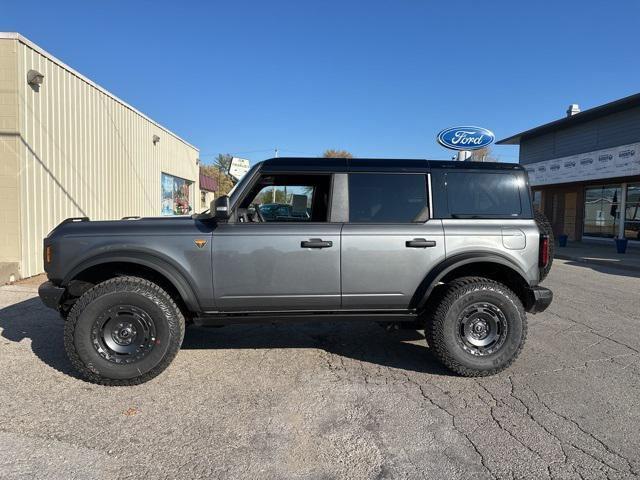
[426,276,527,377]
[64,276,185,386]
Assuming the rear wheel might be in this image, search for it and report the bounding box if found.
[64,276,185,385]
[426,277,527,377]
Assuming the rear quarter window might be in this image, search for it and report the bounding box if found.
[349,173,428,223]
[446,172,522,217]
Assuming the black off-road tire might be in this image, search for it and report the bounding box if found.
[534,209,554,281]
[64,276,185,386]
[426,277,527,377]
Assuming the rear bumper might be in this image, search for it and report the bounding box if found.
[525,286,553,314]
[38,281,65,310]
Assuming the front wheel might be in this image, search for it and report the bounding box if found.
[426,277,527,377]
[64,276,185,385]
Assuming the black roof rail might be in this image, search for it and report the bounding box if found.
[121,216,141,220]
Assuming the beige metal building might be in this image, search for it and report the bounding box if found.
[0,33,200,281]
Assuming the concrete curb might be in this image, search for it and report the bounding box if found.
[0,285,39,293]
[555,253,640,273]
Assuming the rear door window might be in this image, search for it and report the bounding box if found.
[348,174,428,223]
[446,172,522,217]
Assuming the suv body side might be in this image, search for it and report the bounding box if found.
[207,158,537,315]
[40,158,544,320]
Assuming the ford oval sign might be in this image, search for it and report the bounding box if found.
[437,126,495,151]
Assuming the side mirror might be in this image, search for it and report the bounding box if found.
[212,196,230,220]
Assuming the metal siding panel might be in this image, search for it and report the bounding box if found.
[520,132,556,164]
[16,41,199,277]
[0,39,21,271]
[555,122,598,158]
[596,108,640,148]
[521,107,640,167]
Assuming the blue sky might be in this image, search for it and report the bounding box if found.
[4,1,640,165]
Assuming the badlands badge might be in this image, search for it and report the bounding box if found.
[194,239,207,249]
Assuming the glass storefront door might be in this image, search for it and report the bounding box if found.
[625,183,640,240]
[583,185,621,238]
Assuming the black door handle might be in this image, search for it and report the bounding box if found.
[301,238,333,248]
[406,238,436,248]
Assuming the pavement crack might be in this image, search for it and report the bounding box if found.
[546,310,640,355]
[528,384,637,476]
[402,374,497,480]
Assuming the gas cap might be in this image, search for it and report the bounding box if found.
[501,228,526,250]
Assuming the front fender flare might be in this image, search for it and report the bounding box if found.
[62,252,201,313]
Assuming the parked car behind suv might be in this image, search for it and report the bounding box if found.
[39,157,553,385]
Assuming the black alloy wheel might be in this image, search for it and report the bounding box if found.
[91,305,158,365]
[456,302,508,356]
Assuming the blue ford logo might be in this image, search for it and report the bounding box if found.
[437,126,495,151]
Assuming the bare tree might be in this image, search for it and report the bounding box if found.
[323,149,353,158]
[470,147,498,162]
[200,153,235,196]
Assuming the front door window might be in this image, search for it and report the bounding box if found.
[236,174,332,223]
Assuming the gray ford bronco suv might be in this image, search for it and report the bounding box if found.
[39,157,553,385]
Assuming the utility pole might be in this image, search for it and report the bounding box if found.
[619,183,627,239]
[273,148,279,203]
[456,150,472,161]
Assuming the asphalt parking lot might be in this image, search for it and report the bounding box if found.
[1,259,639,480]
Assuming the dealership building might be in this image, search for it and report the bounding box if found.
[0,33,201,281]
[497,94,640,244]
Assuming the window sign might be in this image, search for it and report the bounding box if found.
[161,173,192,215]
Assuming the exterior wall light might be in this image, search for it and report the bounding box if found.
[27,70,44,88]
[153,135,160,145]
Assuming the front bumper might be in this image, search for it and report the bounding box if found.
[38,281,65,310]
[525,286,553,314]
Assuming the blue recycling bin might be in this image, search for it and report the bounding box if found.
[615,238,628,254]
[558,234,568,247]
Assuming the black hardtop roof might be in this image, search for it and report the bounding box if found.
[259,157,524,172]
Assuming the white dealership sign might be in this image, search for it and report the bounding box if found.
[228,157,250,181]
[524,142,640,186]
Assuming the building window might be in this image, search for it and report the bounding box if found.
[532,190,542,211]
[201,191,207,209]
[161,173,193,215]
[625,183,640,240]
[583,185,621,238]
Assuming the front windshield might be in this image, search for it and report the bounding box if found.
[229,162,261,205]
[196,162,261,215]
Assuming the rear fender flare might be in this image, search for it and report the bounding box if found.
[411,252,530,310]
